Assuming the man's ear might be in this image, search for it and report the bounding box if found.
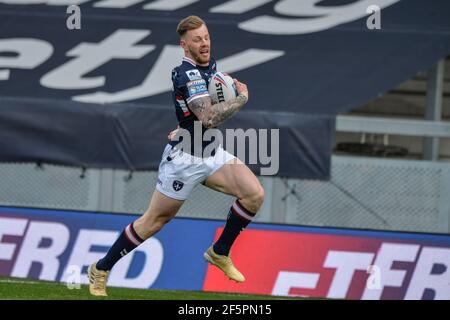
[180,39,187,50]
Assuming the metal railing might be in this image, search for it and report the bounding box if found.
[1,156,449,234]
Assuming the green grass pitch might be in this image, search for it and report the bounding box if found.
[0,277,303,300]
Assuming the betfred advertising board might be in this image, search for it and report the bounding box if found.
[0,207,449,299]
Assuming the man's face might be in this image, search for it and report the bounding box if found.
[181,24,211,66]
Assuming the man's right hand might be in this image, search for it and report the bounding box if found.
[234,79,249,101]
[168,126,180,141]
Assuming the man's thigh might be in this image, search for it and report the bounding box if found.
[144,189,184,219]
[134,189,184,238]
[204,158,262,199]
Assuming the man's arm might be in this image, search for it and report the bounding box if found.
[188,79,249,128]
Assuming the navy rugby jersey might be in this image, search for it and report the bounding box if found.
[169,56,218,157]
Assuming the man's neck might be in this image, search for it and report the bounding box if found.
[184,55,208,67]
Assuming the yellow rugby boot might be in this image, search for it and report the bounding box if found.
[204,246,245,283]
[88,262,109,297]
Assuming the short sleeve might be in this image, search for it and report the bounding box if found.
[185,79,210,103]
[172,67,210,104]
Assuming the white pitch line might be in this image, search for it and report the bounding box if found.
[0,279,42,285]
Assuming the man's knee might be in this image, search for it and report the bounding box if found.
[135,213,172,239]
[242,184,265,213]
[252,185,265,209]
[151,221,167,235]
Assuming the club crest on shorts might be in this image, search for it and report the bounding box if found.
[173,180,184,191]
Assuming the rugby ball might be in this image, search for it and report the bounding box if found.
[208,72,238,104]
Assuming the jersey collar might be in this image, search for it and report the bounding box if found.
[182,56,197,67]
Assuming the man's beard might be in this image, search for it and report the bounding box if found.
[189,46,210,65]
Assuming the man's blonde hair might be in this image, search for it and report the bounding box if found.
[176,15,205,37]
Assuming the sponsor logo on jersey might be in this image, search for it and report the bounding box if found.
[186,69,202,81]
[176,96,190,116]
[187,79,208,97]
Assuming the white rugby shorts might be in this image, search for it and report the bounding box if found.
[155,144,235,200]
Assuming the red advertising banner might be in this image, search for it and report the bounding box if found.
[204,228,450,300]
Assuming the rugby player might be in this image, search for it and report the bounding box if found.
[89,15,264,296]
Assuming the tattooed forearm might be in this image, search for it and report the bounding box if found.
[188,94,248,128]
